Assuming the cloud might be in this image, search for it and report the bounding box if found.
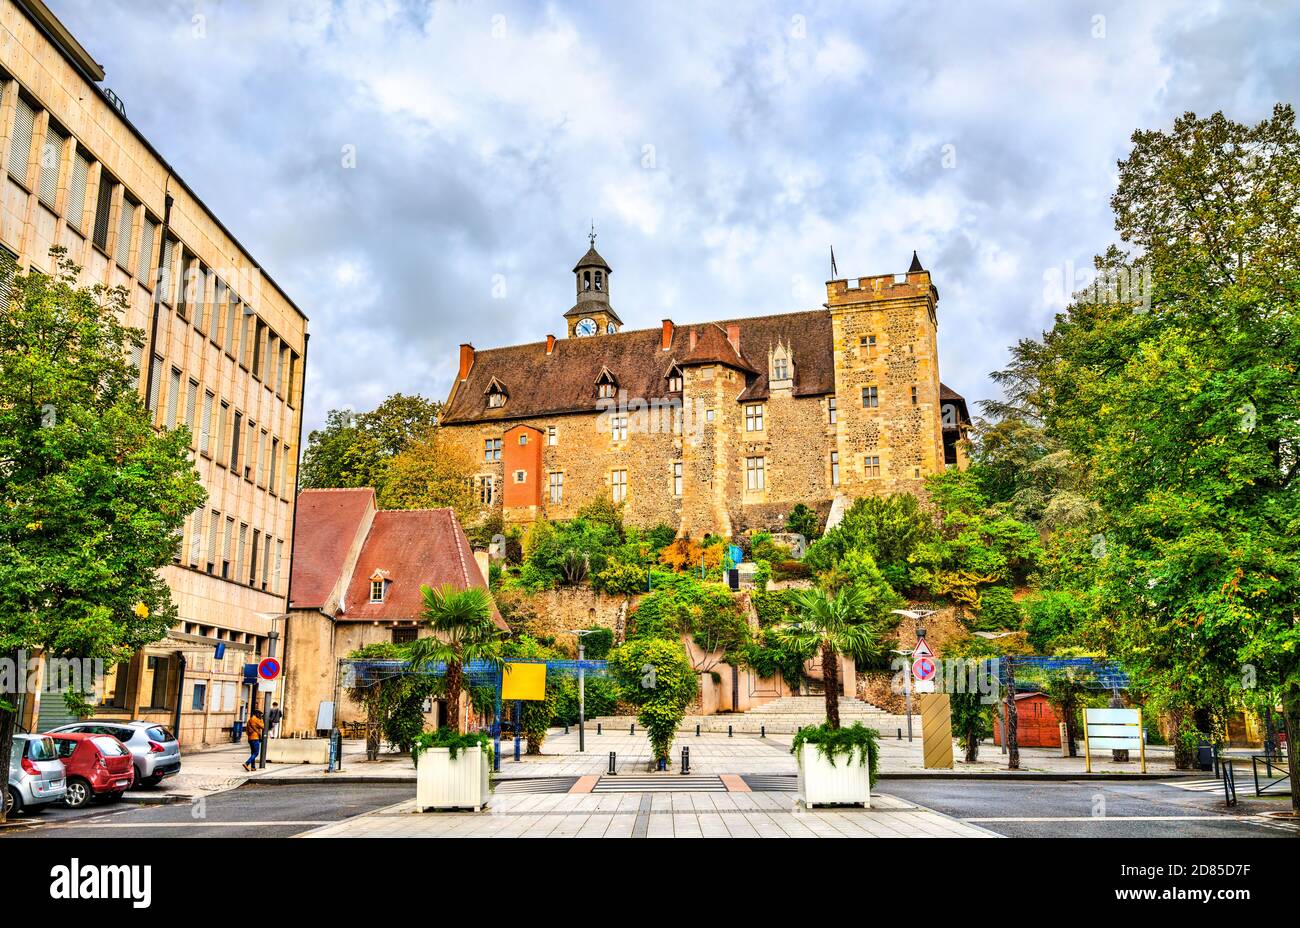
[49,0,1300,432]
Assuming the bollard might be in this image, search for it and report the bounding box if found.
[564,724,569,735]
[608,751,617,775]
[897,728,902,740]
[514,735,521,762]
[597,722,602,735]
[696,723,701,737]
[630,723,635,735]
[761,725,766,738]
[728,725,733,738]
[682,746,690,774]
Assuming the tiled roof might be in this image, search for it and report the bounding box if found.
[289,488,376,609]
[939,382,971,425]
[339,509,505,629]
[442,308,836,424]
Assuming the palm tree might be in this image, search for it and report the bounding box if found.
[407,584,501,732]
[776,586,889,728]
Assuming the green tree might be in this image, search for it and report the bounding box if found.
[408,585,502,732]
[783,502,820,540]
[608,637,697,766]
[376,427,476,519]
[1033,105,1300,792]
[0,253,205,820]
[775,586,891,728]
[343,642,439,759]
[803,494,936,589]
[300,393,441,494]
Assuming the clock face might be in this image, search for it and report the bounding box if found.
[575,318,598,337]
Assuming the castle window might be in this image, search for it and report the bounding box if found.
[611,469,628,503]
[518,433,528,445]
[598,382,616,399]
[745,404,764,432]
[773,357,789,380]
[862,386,879,408]
[611,415,628,441]
[549,471,564,504]
[668,373,682,392]
[861,334,877,355]
[488,390,506,408]
[911,386,918,405]
[477,475,496,505]
[583,270,592,291]
[547,425,557,445]
[865,456,881,478]
[514,470,526,484]
[831,451,840,486]
[745,456,766,491]
[828,397,837,424]
[484,438,502,462]
[672,462,683,497]
[370,580,384,603]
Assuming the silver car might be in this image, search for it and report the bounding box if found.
[6,734,67,814]
[46,721,182,787]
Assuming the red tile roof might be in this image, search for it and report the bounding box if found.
[289,488,376,610]
[339,509,505,629]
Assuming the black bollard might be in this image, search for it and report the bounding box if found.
[897,727,902,740]
[696,723,701,737]
[564,724,569,735]
[761,725,766,738]
[657,756,666,771]
[682,746,690,774]
[728,725,733,738]
[608,751,617,775]
[597,722,602,735]
[630,723,635,735]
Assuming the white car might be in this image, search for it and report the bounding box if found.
[6,734,67,814]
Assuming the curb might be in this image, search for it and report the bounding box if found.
[878,771,1195,781]
[241,775,416,786]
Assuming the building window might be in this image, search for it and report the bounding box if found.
[549,471,564,504]
[66,149,90,232]
[514,470,527,484]
[705,409,715,423]
[667,370,682,392]
[547,426,557,446]
[828,396,837,424]
[911,386,918,405]
[230,411,243,471]
[206,510,220,574]
[38,124,65,209]
[611,469,628,503]
[773,356,789,380]
[745,404,764,432]
[189,508,205,566]
[477,475,495,506]
[860,334,877,355]
[115,197,136,269]
[370,579,384,603]
[165,368,182,428]
[221,517,234,579]
[746,456,766,491]
[598,382,616,399]
[672,462,683,497]
[865,455,881,478]
[392,626,418,644]
[518,433,528,445]
[7,94,35,182]
[862,386,879,408]
[484,438,501,462]
[612,415,628,441]
[488,389,506,408]
[92,173,115,251]
[191,683,207,712]
[831,451,840,486]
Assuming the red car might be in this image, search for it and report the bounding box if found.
[49,733,135,808]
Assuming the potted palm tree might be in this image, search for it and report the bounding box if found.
[777,585,885,807]
[408,584,501,811]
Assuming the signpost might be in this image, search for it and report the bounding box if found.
[912,637,936,694]
[257,657,281,694]
[1083,707,1146,773]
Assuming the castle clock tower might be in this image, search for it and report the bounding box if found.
[564,230,623,337]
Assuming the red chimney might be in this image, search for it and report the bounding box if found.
[689,328,697,351]
[458,343,475,380]
[546,334,556,355]
[726,324,740,354]
[661,319,674,351]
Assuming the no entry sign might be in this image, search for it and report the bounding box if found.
[258,657,282,681]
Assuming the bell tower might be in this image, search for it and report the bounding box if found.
[565,227,623,337]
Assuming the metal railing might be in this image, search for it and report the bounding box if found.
[1251,753,1291,797]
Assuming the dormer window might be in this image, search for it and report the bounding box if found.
[774,357,789,380]
[484,377,508,409]
[770,344,793,386]
[666,364,683,393]
[596,368,618,400]
[370,578,385,603]
[598,383,615,399]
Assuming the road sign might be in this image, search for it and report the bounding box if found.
[257,678,278,694]
[913,639,933,659]
[258,657,281,681]
[912,656,936,681]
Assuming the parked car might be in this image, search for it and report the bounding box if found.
[6,734,67,814]
[48,733,135,808]
[45,721,181,787]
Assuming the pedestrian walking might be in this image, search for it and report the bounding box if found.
[243,708,265,771]
[268,701,283,738]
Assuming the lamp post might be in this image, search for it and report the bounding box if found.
[889,609,936,744]
[567,628,600,753]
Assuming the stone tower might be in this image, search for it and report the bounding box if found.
[564,232,623,338]
[826,252,945,498]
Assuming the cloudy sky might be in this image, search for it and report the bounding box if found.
[50,0,1300,433]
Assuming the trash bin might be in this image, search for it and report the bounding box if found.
[232,719,244,741]
[1195,741,1214,771]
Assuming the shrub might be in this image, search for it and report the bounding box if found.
[608,637,698,764]
[578,627,614,660]
[593,559,648,595]
[802,494,937,583]
[973,585,1022,630]
[772,559,811,581]
[791,722,880,785]
[552,675,620,726]
[784,502,821,540]
[411,729,494,764]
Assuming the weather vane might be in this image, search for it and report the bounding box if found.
[589,220,597,248]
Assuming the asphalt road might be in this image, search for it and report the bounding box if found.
[4,782,411,839]
[881,779,1298,838]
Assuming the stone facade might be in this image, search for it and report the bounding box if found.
[2,0,308,746]
[441,243,968,538]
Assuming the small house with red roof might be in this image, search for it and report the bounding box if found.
[281,488,504,734]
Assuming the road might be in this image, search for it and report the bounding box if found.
[3,782,411,839]
[881,779,1298,838]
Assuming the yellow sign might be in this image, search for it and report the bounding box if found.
[501,662,547,701]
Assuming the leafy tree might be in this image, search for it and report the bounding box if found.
[1032,105,1300,791]
[1041,664,1100,758]
[0,253,205,820]
[300,393,441,494]
[783,503,820,540]
[552,674,620,726]
[626,578,749,674]
[608,637,697,766]
[376,427,476,519]
[775,586,891,728]
[408,585,503,732]
[343,642,439,759]
[803,494,936,589]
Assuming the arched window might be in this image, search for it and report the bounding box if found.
[583,270,592,291]
[594,271,603,291]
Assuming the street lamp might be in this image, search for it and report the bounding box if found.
[889,609,936,744]
[566,628,601,753]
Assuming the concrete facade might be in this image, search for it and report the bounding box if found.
[1,0,308,747]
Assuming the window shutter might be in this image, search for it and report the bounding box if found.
[7,96,35,180]
[92,175,114,249]
[115,198,135,267]
[38,125,64,207]
[147,355,163,413]
[199,393,213,454]
[137,215,156,281]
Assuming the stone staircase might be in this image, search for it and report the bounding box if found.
[586,695,917,736]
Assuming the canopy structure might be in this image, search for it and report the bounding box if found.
[339,657,611,770]
[999,656,1131,691]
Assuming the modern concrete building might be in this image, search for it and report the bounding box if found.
[440,238,970,536]
[1,0,308,746]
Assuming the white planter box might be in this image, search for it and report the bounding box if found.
[416,745,491,812]
[796,742,871,808]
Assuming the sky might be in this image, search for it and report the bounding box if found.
[47,0,1300,434]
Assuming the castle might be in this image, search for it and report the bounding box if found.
[440,238,969,537]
